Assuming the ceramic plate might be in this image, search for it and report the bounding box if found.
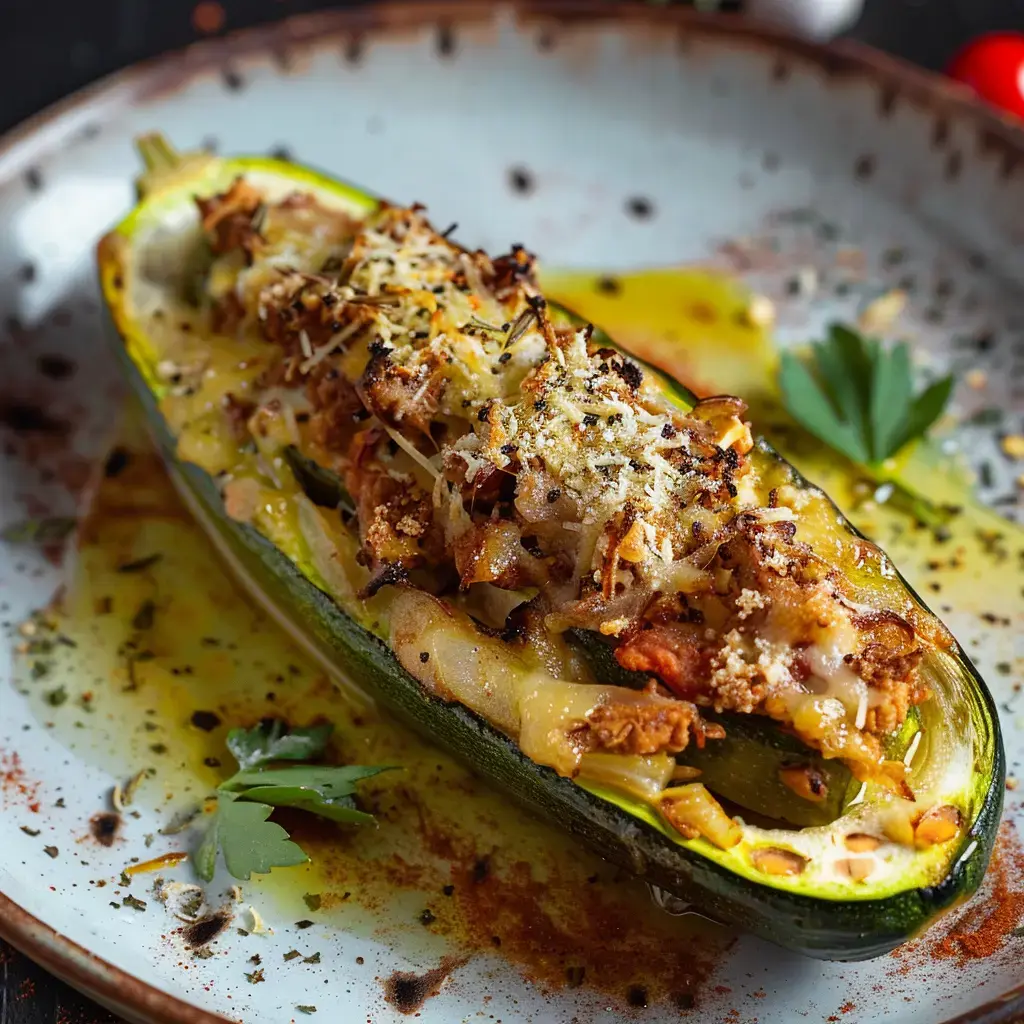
[1,4,1022,1023]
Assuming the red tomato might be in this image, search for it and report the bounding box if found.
[946,32,1024,119]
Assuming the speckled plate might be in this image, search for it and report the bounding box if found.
[1,4,1022,1023]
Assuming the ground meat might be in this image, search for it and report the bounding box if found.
[210,291,246,335]
[306,364,366,452]
[358,349,448,439]
[486,245,538,301]
[611,513,928,756]
[258,273,368,357]
[615,625,712,700]
[344,430,444,571]
[583,699,700,756]
[221,393,256,441]
[195,179,264,259]
[443,456,509,511]
[848,644,927,734]
[356,348,448,440]
[451,519,543,590]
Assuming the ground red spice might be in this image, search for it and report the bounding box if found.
[0,749,41,811]
[932,822,1024,963]
[290,786,729,1010]
[891,818,1024,976]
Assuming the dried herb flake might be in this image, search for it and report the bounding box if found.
[117,553,163,574]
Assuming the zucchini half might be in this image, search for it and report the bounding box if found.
[96,137,1004,960]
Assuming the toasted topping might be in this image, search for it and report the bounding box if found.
[583,700,702,758]
[171,179,950,842]
[196,178,265,260]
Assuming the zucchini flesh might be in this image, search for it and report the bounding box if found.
[96,137,1005,960]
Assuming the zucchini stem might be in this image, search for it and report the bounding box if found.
[132,133,214,201]
[136,133,182,174]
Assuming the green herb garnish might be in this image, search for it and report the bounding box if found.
[779,323,955,530]
[779,323,953,466]
[194,721,392,882]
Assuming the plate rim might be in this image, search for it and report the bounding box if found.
[0,3,1021,1021]
[0,890,230,1024]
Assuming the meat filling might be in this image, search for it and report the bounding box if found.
[193,182,944,777]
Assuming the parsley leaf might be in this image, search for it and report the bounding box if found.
[238,786,375,824]
[226,720,333,770]
[225,764,388,794]
[779,323,954,467]
[216,795,309,880]
[192,722,393,881]
[194,813,221,883]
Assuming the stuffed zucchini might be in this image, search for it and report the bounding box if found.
[97,136,1004,960]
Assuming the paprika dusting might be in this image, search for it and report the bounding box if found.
[932,821,1024,963]
[888,817,1024,978]
[0,749,41,812]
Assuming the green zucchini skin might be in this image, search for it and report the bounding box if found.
[98,151,1004,960]
[105,304,1004,961]
[283,446,354,513]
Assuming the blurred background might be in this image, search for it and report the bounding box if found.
[0,0,1021,1022]
[1,0,1023,136]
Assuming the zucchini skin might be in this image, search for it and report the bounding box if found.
[98,158,1005,962]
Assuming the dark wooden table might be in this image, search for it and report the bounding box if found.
[0,1,1017,1021]
[0,947,120,1024]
